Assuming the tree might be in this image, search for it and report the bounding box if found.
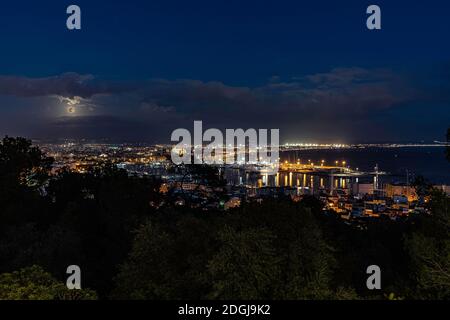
[406,189,450,299]
[207,226,281,300]
[0,136,53,188]
[113,220,175,299]
[113,211,218,299]
[406,140,450,299]
[413,176,433,200]
[0,137,54,234]
[113,200,348,300]
[44,162,162,296]
[0,265,96,300]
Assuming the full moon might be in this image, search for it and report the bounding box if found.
[67,107,76,114]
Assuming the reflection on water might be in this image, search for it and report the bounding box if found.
[225,167,358,191]
[224,147,450,193]
[280,147,450,184]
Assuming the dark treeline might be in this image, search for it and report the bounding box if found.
[0,136,449,300]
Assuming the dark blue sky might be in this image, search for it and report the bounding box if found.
[0,0,449,142]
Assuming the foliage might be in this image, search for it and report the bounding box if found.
[405,189,450,299]
[0,266,96,300]
[114,200,346,300]
[207,226,281,299]
[0,136,53,188]
[0,136,449,300]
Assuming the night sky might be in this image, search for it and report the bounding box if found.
[0,0,449,143]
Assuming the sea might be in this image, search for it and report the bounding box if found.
[281,146,450,185]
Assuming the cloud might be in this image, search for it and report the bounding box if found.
[0,73,129,99]
[0,67,436,142]
[140,102,176,113]
[304,67,390,87]
[133,67,414,123]
[110,67,418,142]
[0,68,413,118]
